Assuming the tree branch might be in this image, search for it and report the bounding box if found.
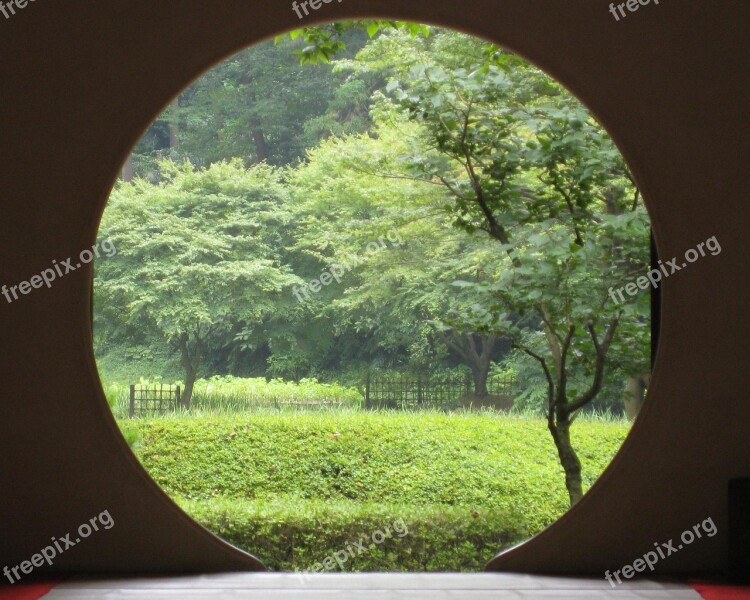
[517,344,556,424]
[555,323,576,409]
[568,317,620,413]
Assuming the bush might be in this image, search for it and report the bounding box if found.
[180,496,530,572]
[133,411,629,532]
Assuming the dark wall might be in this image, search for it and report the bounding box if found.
[0,0,747,577]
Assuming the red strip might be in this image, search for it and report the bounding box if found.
[0,583,59,600]
[690,580,750,600]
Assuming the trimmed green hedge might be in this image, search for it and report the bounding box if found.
[133,411,629,533]
[180,497,530,572]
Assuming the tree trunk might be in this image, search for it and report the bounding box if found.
[178,333,201,409]
[169,97,179,149]
[549,416,584,506]
[521,320,618,508]
[121,154,134,181]
[250,115,269,163]
[240,73,269,163]
[182,370,197,409]
[623,373,650,420]
[470,360,490,397]
[437,331,496,399]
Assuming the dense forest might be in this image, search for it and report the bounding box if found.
[94,23,651,506]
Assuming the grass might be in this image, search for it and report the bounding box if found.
[103,376,363,419]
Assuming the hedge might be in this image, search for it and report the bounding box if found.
[180,496,531,572]
[133,411,630,533]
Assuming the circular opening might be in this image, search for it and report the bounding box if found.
[93,21,652,572]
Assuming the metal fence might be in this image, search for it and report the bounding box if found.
[364,371,514,410]
[129,384,181,418]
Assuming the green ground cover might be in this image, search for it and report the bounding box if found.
[129,411,630,571]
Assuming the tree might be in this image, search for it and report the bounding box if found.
[286,111,509,394]
[374,28,651,504]
[275,21,430,65]
[122,35,377,182]
[456,213,648,504]
[95,160,302,407]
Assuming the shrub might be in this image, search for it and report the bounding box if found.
[180,496,530,572]
[133,411,630,532]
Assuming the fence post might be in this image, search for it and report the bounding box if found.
[417,373,423,405]
[365,371,371,410]
[175,385,181,410]
[129,384,135,419]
